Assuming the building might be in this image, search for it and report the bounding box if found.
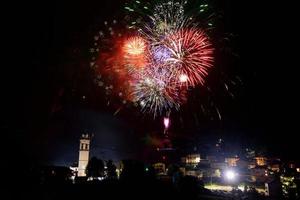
[181,154,200,176]
[78,134,90,177]
[185,169,203,178]
[153,162,166,175]
[182,154,200,167]
[225,157,239,167]
[255,156,267,166]
[269,164,280,172]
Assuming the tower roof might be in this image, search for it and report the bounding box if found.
[81,134,90,139]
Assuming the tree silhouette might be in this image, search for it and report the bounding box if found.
[86,156,104,178]
[120,160,145,181]
[167,164,182,184]
[106,160,117,179]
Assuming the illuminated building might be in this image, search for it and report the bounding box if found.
[268,164,280,172]
[153,162,166,175]
[182,154,200,167]
[181,154,204,178]
[255,157,267,166]
[225,157,239,167]
[78,134,90,177]
[185,169,202,178]
[267,158,281,172]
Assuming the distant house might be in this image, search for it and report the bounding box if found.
[225,157,239,167]
[255,156,267,166]
[183,154,201,167]
[185,169,202,178]
[268,164,280,172]
[153,162,166,175]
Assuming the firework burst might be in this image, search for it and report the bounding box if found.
[131,65,180,116]
[123,36,148,73]
[90,0,219,117]
[123,36,146,55]
[165,28,214,86]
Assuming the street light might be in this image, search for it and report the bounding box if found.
[225,170,237,181]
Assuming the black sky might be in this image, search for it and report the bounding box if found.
[3,0,299,166]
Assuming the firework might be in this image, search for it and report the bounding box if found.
[151,45,172,63]
[90,19,138,105]
[123,36,146,55]
[123,36,148,73]
[163,117,170,129]
[131,65,180,116]
[148,1,187,34]
[165,28,214,86]
[90,0,217,117]
[139,0,189,46]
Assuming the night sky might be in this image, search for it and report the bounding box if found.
[4,0,299,167]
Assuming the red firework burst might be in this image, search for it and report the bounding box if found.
[165,28,214,87]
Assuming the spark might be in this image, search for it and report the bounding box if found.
[113,107,121,116]
[179,74,188,83]
[215,107,222,120]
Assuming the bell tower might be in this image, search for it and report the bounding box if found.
[78,134,90,177]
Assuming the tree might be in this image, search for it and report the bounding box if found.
[178,176,204,199]
[106,160,117,179]
[120,160,145,181]
[86,156,104,178]
[167,164,183,184]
